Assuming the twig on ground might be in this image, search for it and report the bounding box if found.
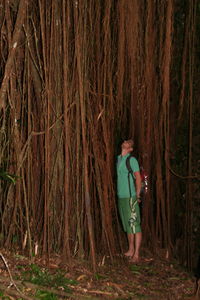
[0,275,101,300]
[0,252,26,297]
[0,283,34,300]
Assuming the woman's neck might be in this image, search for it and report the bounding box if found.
[121,150,130,156]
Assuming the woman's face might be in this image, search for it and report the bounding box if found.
[121,140,133,151]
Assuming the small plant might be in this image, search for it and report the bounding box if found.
[35,290,58,300]
[0,290,12,300]
[0,169,19,184]
[129,264,141,275]
[94,273,107,280]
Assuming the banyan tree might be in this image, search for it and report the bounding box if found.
[0,0,199,271]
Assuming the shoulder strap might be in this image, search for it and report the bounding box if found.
[126,155,135,197]
[126,155,133,173]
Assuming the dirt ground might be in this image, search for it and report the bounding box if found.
[0,248,198,300]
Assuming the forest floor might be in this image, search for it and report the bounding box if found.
[0,248,198,300]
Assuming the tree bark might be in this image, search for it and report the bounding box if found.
[0,0,27,109]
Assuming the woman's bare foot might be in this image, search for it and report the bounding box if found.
[124,250,134,257]
[130,255,140,263]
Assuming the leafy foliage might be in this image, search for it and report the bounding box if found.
[0,169,19,184]
[21,264,77,293]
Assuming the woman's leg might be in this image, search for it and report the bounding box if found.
[124,233,135,257]
[131,231,142,262]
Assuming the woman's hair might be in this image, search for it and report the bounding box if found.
[126,139,134,148]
